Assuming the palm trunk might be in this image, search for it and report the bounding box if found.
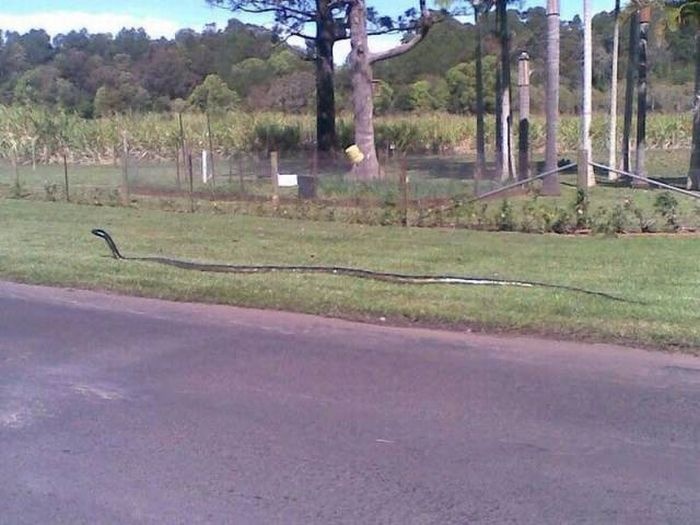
[622,11,639,175]
[349,0,380,179]
[496,0,513,181]
[579,0,595,188]
[608,0,620,180]
[316,0,337,155]
[542,0,560,195]
[474,6,486,189]
[634,6,650,185]
[688,32,700,190]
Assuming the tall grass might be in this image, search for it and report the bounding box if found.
[0,105,693,164]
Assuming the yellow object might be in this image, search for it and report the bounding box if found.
[345,144,365,164]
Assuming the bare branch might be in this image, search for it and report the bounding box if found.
[368,1,437,64]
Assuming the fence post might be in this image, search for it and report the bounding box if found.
[399,156,409,227]
[187,152,195,213]
[518,52,530,182]
[270,150,279,205]
[202,149,208,183]
[63,152,70,202]
[238,154,246,195]
[206,111,216,186]
[121,131,130,206]
[175,146,181,190]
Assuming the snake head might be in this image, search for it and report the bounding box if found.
[91,229,124,260]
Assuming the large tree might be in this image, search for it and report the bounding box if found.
[207,0,343,153]
[608,0,621,179]
[471,0,491,188]
[542,0,560,195]
[672,0,700,189]
[348,0,434,179]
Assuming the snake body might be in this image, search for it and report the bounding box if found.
[91,229,631,302]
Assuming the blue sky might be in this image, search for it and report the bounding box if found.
[0,1,615,36]
[0,0,614,59]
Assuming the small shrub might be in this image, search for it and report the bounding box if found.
[592,205,627,235]
[550,207,575,234]
[624,198,655,232]
[496,199,516,231]
[520,197,545,233]
[653,192,680,231]
[44,181,60,202]
[572,188,590,229]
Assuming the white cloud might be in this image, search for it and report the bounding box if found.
[0,11,180,38]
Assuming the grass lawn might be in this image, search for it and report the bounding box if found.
[1,198,698,352]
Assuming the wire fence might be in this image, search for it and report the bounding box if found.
[1,148,693,200]
[1,147,697,232]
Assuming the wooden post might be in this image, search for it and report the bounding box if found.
[270,150,279,205]
[31,138,37,172]
[12,149,19,190]
[187,152,195,213]
[121,131,130,206]
[175,147,181,190]
[518,52,530,182]
[238,154,246,195]
[206,111,216,186]
[63,152,70,202]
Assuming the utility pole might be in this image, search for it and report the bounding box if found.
[518,52,530,181]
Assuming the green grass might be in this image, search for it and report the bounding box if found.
[1,199,698,351]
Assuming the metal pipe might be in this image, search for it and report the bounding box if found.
[467,163,577,203]
[589,162,700,200]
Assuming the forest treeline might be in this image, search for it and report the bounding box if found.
[0,6,696,117]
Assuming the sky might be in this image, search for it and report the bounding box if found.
[0,0,614,60]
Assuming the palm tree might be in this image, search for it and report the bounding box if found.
[495,0,514,181]
[470,0,491,190]
[622,9,639,175]
[542,0,560,195]
[675,1,700,189]
[634,3,652,184]
[608,0,621,180]
[580,0,596,188]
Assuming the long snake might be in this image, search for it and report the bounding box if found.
[92,229,633,302]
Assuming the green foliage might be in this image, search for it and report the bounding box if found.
[653,191,681,231]
[496,199,516,231]
[188,74,240,112]
[373,80,395,115]
[445,56,497,114]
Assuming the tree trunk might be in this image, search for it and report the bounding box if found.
[688,32,700,190]
[622,11,639,175]
[316,0,337,154]
[608,0,620,180]
[349,0,380,179]
[542,0,560,195]
[579,0,595,188]
[474,6,486,190]
[634,6,650,185]
[496,0,513,181]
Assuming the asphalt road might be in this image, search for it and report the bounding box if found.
[1,281,699,524]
